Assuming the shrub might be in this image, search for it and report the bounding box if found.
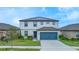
[18,35,24,39]
[0,36,6,41]
[59,35,65,40]
[0,36,10,42]
[59,35,79,41]
[71,38,75,41]
[71,38,79,41]
[27,36,33,40]
[76,38,79,40]
[59,35,69,40]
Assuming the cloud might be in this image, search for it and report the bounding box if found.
[41,7,47,12]
[66,11,79,20]
[0,8,20,26]
[57,7,79,21]
[56,7,79,27]
[12,17,21,26]
[58,7,74,12]
[40,7,47,16]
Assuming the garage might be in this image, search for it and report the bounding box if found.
[37,27,59,40]
[40,32,58,40]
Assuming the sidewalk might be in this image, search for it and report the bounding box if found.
[0,46,41,49]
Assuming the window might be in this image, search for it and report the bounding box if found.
[52,22,55,25]
[46,22,49,24]
[40,22,43,25]
[76,32,79,38]
[24,31,28,36]
[33,22,37,27]
[24,22,28,27]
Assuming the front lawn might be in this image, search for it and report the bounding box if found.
[59,35,79,46]
[0,40,40,46]
[0,48,40,51]
[60,39,79,46]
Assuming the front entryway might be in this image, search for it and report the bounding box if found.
[33,31,37,38]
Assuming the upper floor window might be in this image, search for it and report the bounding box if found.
[33,22,37,27]
[24,22,28,27]
[24,31,28,36]
[40,22,43,25]
[46,22,49,24]
[52,22,55,25]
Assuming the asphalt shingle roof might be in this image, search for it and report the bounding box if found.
[37,27,59,31]
[60,23,79,31]
[19,17,59,22]
[0,23,19,31]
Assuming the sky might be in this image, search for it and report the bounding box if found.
[0,7,79,27]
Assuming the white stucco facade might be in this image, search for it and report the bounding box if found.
[19,17,59,40]
[20,21,58,30]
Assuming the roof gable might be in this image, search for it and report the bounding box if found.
[19,17,59,22]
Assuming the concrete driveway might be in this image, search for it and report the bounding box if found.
[41,40,76,51]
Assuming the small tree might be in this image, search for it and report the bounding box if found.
[17,31,24,39]
[7,27,19,40]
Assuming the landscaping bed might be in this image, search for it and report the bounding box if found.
[0,40,40,46]
[0,48,40,51]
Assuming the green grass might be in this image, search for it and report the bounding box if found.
[0,48,40,51]
[59,35,79,46]
[0,40,40,46]
[60,39,79,46]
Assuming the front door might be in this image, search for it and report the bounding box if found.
[33,31,37,38]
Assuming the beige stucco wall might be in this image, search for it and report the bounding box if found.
[61,31,79,39]
[0,31,7,39]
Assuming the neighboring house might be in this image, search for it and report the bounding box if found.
[19,17,59,40]
[60,23,79,39]
[0,23,19,39]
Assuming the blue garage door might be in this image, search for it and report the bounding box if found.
[40,32,57,40]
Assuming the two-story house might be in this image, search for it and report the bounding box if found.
[19,17,59,40]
